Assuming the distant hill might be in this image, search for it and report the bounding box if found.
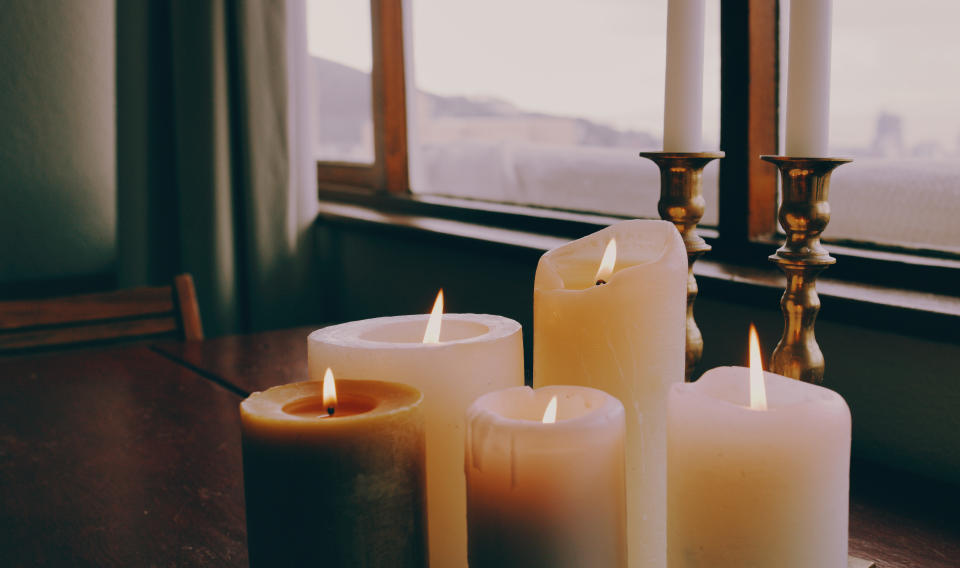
[312,58,373,149]
[311,57,657,149]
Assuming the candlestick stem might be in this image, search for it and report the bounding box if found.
[640,151,723,381]
[761,156,851,384]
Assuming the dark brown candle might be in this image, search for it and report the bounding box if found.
[240,379,427,567]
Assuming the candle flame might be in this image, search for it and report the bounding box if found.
[323,367,337,413]
[595,239,617,284]
[542,395,558,424]
[422,289,444,344]
[749,324,768,411]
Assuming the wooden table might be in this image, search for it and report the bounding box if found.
[0,345,247,566]
[2,328,957,567]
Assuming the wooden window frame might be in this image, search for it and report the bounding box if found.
[314,0,960,301]
[315,0,408,193]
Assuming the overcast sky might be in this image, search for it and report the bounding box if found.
[308,0,959,151]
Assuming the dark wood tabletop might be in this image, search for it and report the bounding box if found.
[154,325,320,396]
[0,345,247,567]
[4,328,959,567]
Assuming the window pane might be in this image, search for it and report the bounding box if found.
[782,0,960,253]
[407,0,721,225]
[307,0,375,164]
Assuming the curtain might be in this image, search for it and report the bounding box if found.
[117,0,317,336]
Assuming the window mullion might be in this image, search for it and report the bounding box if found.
[718,0,779,250]
[370,0,409,194]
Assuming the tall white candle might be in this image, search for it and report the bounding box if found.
[785,0,833,156]
[308,313,524,568]
[668,367,851,567]
[533,220,687,568]
[465,386,627,568]
[663,0,706,152]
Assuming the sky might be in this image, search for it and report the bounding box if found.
[307,0,960,152]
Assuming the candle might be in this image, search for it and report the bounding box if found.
[240,371,427,567]
[667,326,851,567]
[663,0,706,152]
[465,386,627,568]
[308,300,524,567]
[785,0,833,156]
[533,219,687,568]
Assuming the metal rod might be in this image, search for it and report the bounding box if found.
[761,155,852,384]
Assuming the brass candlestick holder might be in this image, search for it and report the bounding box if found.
[761,156,852,384]
[640,151,724,381]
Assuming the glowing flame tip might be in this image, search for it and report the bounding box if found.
[748,324,768,411]
[595,239,617,283]
[422,289,444,344]
[322,367,337,412]
[542,395,558,424]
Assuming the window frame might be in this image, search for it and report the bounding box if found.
[313,0,960,302]
[315,0,408,193]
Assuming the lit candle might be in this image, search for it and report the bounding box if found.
[465,386,627,568]
[667,326,851,567]
[785,0,833,156]
[663,0,706,152]
[240,370,427,567]
[534,219,687,568]
[308,293,524,568]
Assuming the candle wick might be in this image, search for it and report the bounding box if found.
[595,279,607,286]
[327,406,335,417]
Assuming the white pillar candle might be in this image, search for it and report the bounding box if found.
[533,219,687,568]
[307,313,523,568]
[465,385,627,568]
[785,0,833,156]
[668,367,851,567]
[663,0,706,152]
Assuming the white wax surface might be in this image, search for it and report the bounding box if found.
[785,0,833,156]
[307,314,524,568]
[534,219,687,568]
[663,0,706,152]
[668,367,851,567]
[465,386,627,568]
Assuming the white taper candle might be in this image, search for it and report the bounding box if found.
[663,0,706,152]
[785,0,834,156]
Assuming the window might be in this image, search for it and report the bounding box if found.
[406,0,720,225]
[791,0,959,255]
[307,0,959,297]
[307,0,375,164]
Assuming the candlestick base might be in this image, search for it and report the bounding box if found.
[761,156,852,384]
[639,151,724,381]
[849,555,876,568]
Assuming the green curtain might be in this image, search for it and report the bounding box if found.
[117,0,316,336]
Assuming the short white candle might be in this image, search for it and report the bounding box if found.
[308,311,524,568]
[663,0,706,152]
[465,386,627,568]
[534,219,687,568]
[667,366,851,567]
[785,0,833,156]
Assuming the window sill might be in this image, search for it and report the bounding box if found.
[315,191,960,344]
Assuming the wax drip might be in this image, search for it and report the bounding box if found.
[509,434,518,489]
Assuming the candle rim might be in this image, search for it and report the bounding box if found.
[535,219,684,293]
[673,366,847,413]
[282,392,378,418]
[467,385,625,431]
[308,313,520,349]
[241,379,423,425]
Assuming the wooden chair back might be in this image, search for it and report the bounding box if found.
[0,274,204,354]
